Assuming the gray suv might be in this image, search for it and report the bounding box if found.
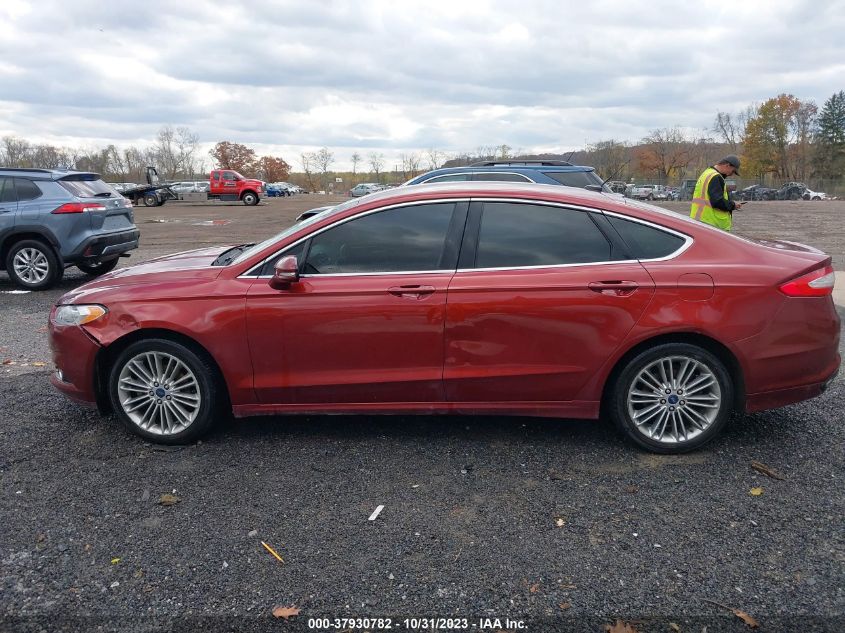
[0,168,140,290]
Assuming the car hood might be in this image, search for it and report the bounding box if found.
[58,246,231,304]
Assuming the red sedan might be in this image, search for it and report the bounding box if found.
[48,183,840,452]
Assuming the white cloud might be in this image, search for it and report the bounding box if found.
[1,0,843,169]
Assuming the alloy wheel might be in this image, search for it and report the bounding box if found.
[626,355,722,444]
[117,351,202,435]
[12,247,50,284]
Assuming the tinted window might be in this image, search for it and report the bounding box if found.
[542,170,603,188]
[472,172,532,182]
[304,203,455,274]
[475,202,613,268]
[59,177,114,198]
[223,172,235,181]
[607,215,686,259]
[14,178,42,201]
[423,174,470,183]
[261,240,307,276]
[0,177,15,203]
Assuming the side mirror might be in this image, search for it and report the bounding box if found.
[269,255,299,289]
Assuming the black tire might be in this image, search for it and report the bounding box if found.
[77,258,119,277]
[108,338,222,444]
[607,343,734,453]
[242,192,258,206]
[143,193,159,207]
[5,239,62,290]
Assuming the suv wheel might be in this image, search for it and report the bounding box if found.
[78,258,119,277]
[5,239,62,290]
[242,192,258,206]
[108,338,220,444]
[608,343,734,453]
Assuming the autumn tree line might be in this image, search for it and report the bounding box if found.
[2,91,843,192]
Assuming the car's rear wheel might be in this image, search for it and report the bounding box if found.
[77,258,119,277]
[108,338,220,444]
[609,343,734,453]
[5,239,62,290]
[242,192,258,206]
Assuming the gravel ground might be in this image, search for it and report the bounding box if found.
[1,196,843,632]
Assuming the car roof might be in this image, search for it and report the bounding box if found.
[419,163,595,175]
[0,167,98,180]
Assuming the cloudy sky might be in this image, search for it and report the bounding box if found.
[1,0,843,170]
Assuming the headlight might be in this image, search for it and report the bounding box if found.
[53,304,108,326]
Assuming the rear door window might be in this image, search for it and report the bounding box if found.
[0,177,16,203]
[473,202,615,268]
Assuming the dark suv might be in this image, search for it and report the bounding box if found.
[403,160,609,191]
[0,168,140,290]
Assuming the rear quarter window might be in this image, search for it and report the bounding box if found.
[606,215,686,259]
[542,170,602,188]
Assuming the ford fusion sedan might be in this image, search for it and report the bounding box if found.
[48,182,840,453]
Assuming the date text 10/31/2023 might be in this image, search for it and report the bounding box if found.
[306,617,527,630]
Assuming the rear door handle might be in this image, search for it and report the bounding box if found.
[588,280,639,296]
[388,284,436,299]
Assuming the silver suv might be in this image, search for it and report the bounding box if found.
[0,168,140,290]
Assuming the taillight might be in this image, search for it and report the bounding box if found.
[779,265,836,297]
[52,202,107,214]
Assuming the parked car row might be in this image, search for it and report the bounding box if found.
[736,182,830,201]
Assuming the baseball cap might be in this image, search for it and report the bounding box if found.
[719,155,740,174]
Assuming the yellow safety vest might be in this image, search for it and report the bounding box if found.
[690,167,732,231]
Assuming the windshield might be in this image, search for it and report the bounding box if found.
[230,196,368,265]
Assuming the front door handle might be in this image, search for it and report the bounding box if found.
[588,280,639,296]
[388,284,436,299]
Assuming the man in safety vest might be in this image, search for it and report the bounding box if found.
[689,155,743,231]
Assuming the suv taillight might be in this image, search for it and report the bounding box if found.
[779,265,836,297]
[52,203,107,214]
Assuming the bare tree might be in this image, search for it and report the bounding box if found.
[154,126,179,178]
[425,148,445,170]
[106,145,127,180]
[497,144,512,159]
[368,151,385,183]
[588,139,629,181]
[712,112,742,152]
[175,126,200,178]
[2,136,32,166]
[312,147,334,191]
[637,127,696,181]
[399,152,421,179]
[350,152,362,176]
[300,152,318,192]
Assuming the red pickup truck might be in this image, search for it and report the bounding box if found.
[209,169,264,205]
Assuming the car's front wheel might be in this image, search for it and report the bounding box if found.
[5,239,62,290]
[608,343,734,453]
[108,338,220,444]
[77,258,119,277]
